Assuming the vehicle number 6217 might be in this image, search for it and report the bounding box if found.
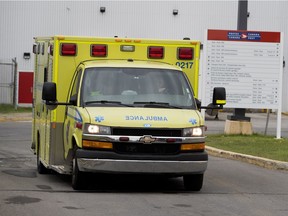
[175,62,193,69]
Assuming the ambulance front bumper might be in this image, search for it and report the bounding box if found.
[75,149,208,175]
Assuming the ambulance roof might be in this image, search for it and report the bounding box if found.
[81,60,181,71]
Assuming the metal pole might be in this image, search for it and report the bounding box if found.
[12,58,17,110]
[237,0,248,30]
[264,109,270,135]
[229,0,250,121]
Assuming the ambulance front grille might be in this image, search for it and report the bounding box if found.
[114,143,180,155]
[112,128,182,137]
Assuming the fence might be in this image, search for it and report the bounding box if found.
[0,58,17,106]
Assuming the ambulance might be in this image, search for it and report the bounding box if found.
[31,36,225,191]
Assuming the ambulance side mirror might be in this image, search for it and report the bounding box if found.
[198,87,226,110]
[42,82,58,110]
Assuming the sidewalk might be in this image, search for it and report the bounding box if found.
[205,111,288,138]
[0,112,32,122]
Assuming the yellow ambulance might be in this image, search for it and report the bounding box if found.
[32,36,225,191]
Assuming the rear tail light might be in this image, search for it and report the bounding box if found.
[48,44,53,56]
[178,47,193,60]
[61,43,77,56]
[91,44,107,57]
[148,46,164,59]
[33,43,38,54]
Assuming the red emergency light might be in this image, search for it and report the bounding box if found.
[178,47,193,60]
[61,43,77,56]
[91,44,107,57]
[148,46,164,59]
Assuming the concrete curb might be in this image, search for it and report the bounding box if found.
[206,146,288,171]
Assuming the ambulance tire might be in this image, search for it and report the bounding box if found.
[72,158,85,190]
[183,174,203,191]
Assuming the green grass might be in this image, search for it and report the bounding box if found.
[206,134,288,162]
[0,104,32,113]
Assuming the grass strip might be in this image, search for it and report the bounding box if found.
[206,134,288,162]
[0,104,32,113]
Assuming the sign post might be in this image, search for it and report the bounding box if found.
[202,29,283,138]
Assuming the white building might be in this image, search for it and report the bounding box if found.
[0,0,287,112]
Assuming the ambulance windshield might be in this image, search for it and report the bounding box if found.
[81,67,196,109]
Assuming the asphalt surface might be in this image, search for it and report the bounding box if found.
[1,120,288,216]
[0,111,287,171]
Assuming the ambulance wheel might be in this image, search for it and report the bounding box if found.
[72,158,85,190]
[183,174,203,191]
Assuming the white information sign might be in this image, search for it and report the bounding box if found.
[202,29,283,110]
[202,29,284,138]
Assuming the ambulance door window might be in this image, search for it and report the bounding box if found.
[69,68,82,105]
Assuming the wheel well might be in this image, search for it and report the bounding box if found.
[66,135,79,162]
[67,136,78,160]
[72,137,77,151]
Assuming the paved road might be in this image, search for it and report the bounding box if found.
[0,121,288,216]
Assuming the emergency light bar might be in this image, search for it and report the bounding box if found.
[61,43,77,56]
[91,44,107,57]
[42,41,194,60]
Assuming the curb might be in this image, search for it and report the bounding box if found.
[206,146,288,171]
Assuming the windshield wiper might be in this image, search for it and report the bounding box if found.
[133,101,182,109]
[85,100,134,107]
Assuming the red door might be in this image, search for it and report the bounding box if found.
[18,71,33,104]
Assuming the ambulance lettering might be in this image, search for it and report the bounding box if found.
[175,62,193,69]
[125,115,168,121]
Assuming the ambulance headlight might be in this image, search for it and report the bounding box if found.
[84,124,111,135]
[183,127,204,137]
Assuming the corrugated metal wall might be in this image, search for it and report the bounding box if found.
[0,1,238,70]
[248,0,288,112]
[0,0,287,111]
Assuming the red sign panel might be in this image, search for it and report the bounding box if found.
[207,29,281,43]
